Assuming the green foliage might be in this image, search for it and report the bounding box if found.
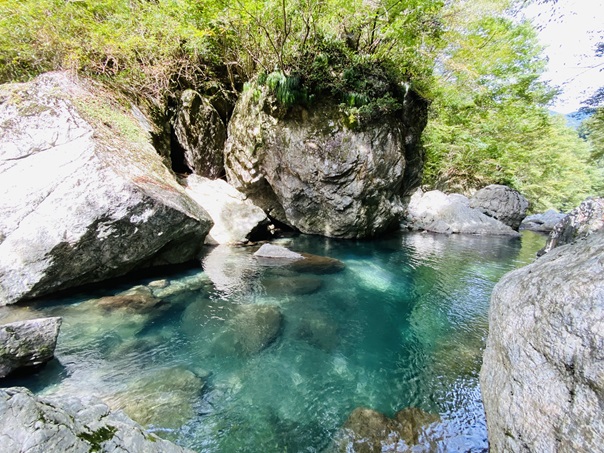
[422,0,598,211]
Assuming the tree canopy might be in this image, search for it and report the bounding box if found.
[0,0,599,212]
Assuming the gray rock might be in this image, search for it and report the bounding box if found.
[540,197,604,255]
[520,209,566,232]
[224,86,428,238]
[481,231,604,452]
[405,189,520,236]
[0,72,212,305]
[0,317,62,378]
[172,89,227,178]
[469,184,529,230]
[0,387,194,453]
[253,243,304,260]
[183,175,269,244]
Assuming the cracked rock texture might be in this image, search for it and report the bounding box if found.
[470,184,529,230]
[0,317,62,377]
[0,386,194,453]
[224,86,428,238]
[0,72,212,305]
[481,231,604,452]
[540,197,604,255]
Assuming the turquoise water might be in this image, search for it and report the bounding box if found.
[0,230,545,452]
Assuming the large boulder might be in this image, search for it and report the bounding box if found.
[0,72,213,305]
[481,231,604,452]
[469,184,529,230]
[539,197,604,255]
[0,317,62,377]
[182,175,269,244]
[520,209,566,233]
[404,189,520,236]
[172,89,227,178]
[0,387,194,453]
[224,86,428,238]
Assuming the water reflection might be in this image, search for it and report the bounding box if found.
[1,230,546,452]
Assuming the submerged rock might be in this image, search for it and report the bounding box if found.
[539,197,604,255]
[520,209,565,233]
[109,366,205,429]
[182,175,269,244]
[0,317,62,378]
[212,304,284,357]
[331,406,440,452]
[0,72,212,305]
[290,253,346,274]
[404,189,520,236]
[481,231,604,452]
[172,89,227,178]
[96,286,165,314]
[261,275,323,296]
[0,386,194,452]
[469,184,529,230]
[224,86,428,238]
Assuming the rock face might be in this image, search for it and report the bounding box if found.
[0,317,62,377]
[0,387,194,453]
[481,231,604,452]
[224,86,428,238]
[404,189,520,236]
[520,209,566,232]
[540,197,604,255]
[172,89,227,178]
[182,175,269,244]
[469,184,529,230]
[0,72,213,305]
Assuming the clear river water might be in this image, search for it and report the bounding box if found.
[0,230,546,452]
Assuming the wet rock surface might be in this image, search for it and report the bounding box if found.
[469,184,529,230]
[481,231,604,452]
[0,386,194,453]
[0,317,62,378]
[520,209,565,233]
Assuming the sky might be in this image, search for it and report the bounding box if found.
[524,0,604,114]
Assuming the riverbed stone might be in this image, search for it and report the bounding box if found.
[261,275,323,296]
[0,317,62,378]
[172,89,227,178]
[520,209,565,232]
[108,366,205,429]
[96,286,166,314]
[182,175,269,244]
[404,189,520,236]
[481,231,604,452]
[0,386,194,453]
[332,406,440,452]
[224,86,428,238]
[539,197,604,255]
[0,72,212,305]
[212,304,283,357]
[469,184,529,230]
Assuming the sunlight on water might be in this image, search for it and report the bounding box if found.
[0,231,546,452]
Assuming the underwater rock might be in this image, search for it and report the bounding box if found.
[332,406,440,452]
[469,184,529,230]
[289,253,346,274]
[109,366,205,429]
[0,386,194,452]
[0,317,62,378]
[96,286,165,314]
[261,275,323,296]
[294,311,338,351]
[212,304,284,357]
[481,231,604,452]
